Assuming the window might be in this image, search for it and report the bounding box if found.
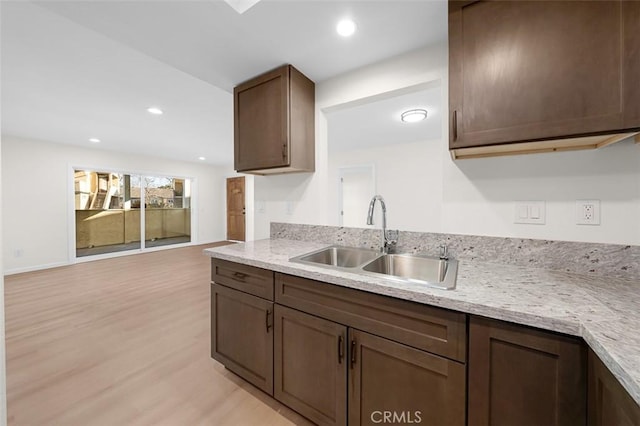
[74,169,191,257]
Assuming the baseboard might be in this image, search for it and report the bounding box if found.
[4,261,71,276]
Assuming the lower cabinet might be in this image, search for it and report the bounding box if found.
[210,262,639,426]
[468,316,587,426]
[588,349,640,426]
[273,304,466,426]
[211,283,274,395]
[349,329,466,426]
[274,304,348,426]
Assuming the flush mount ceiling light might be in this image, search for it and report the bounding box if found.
[400,109,428,123]
[223,0,261,14]
[336,19,357,37]
[147,107,164,115]
[198,156,206,161]
[88,138,101,143]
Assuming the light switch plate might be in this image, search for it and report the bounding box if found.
[514,201,546,225]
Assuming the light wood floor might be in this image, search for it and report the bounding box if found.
[4,244,313,426]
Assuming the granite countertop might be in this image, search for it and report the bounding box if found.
[204,238,640,406]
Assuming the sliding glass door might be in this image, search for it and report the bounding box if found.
[143,176,191,248]
[74,169,191,258]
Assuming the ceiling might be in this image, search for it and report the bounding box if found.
[327,84,442,153]
[1,0,447,165]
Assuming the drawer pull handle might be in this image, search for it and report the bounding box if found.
[265,309,271,333]
[350,339,357,368]
[453,110,458,141]
[338,335,344,364]
[232,272,248,281]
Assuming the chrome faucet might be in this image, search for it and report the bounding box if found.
[366,195,398,254]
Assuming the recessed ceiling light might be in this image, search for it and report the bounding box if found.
[336,19,357,37]
[89,138,101,143]
[400,109,428,123]
[198,156,206,161]
[147,107,164,115]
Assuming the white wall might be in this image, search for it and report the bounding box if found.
[1,135,230,274]
[328,140,442,232]
[251,42,640,245]
[0,134,7,425]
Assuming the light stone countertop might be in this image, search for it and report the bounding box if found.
[204,238,640,407]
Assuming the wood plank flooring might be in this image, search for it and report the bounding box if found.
[4,244,313,426]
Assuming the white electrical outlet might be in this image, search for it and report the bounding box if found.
[576,200,600,225]
[514,201,546,225]
[285,201,294,215]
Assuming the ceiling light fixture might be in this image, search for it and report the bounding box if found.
[336,19,357,37]
[223,0,262,14]
[147,107,164,115]
[400,109,428,123]
[89,138,101,143]
[198,156,206,161]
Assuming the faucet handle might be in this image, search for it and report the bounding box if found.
[439,244,449,260]
[386,229,399,244]
[384,230,399,254]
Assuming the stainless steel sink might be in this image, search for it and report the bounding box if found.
[361,254,457,290]
[290,246,458,290]
[290,245,380,268]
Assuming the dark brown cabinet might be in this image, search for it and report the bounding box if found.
[273,273,467,426]
[349,329,465,426]
[210,282,274,395]
[588,349,640,426]
[234,64,315,175]
[449,0,640,158]
[468,316,587,426]
[210,259,275,394]
[211,259,640,426]
[274,305,347,426]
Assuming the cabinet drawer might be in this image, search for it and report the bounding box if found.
[212,259,274,300]
[275,273,467,362]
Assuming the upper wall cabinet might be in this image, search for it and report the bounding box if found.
[449,1,640,159]
[234,65,315,175]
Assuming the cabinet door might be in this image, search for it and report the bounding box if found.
[274,305,347,426]
[349,329,465,426]
[588,349,640,426]
[234,66,289,171]
[210,284,274,395]
[623,0,640,129]
[468,316,586,426]
[450,1,625,148]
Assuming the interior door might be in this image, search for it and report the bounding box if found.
[226,176,245,241]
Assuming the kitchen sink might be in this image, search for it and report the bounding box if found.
[361,254,457,290]
[290,245,380,268]
[290,246,458,290]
